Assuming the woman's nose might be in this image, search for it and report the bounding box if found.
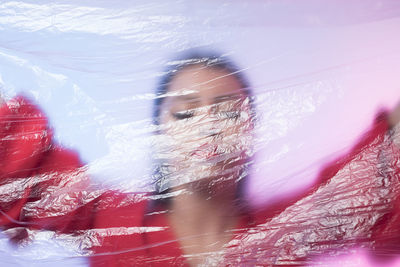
[199,109,224,138]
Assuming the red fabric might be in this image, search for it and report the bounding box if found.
[0,96,399,266]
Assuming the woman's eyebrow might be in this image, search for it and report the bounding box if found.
[174,94,200,103]
[214,93,240,103]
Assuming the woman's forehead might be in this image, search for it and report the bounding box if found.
[167,65,244,103]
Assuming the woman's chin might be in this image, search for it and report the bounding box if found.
[176,171,239,199]
[166,152,247,195]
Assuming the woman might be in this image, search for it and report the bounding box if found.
[0,49,400,266]
[150,50,256,265]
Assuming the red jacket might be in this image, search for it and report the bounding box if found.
[1,96,399,266]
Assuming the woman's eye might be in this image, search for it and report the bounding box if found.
[172,110,194,120]
[219,111,240,120]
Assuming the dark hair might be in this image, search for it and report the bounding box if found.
[151,49,255,208]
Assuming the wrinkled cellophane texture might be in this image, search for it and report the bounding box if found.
[1,0,400,266]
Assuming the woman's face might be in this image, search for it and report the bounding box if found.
[157,64,253,193]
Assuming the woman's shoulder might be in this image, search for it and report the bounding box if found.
[88,191,173,264]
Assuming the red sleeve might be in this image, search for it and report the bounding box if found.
[0,96,149,258]
[314,112,391,186]
[245,113,400,263]
[0,96,92,234]
[253,112,395,223]
[0,96,53,179]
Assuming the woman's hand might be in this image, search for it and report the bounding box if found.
[388,101,400,127]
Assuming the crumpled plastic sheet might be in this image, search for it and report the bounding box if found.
[1,0,400,266]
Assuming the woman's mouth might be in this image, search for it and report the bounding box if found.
[191,143,220,160]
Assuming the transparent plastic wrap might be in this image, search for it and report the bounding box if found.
[1,1,400,266]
